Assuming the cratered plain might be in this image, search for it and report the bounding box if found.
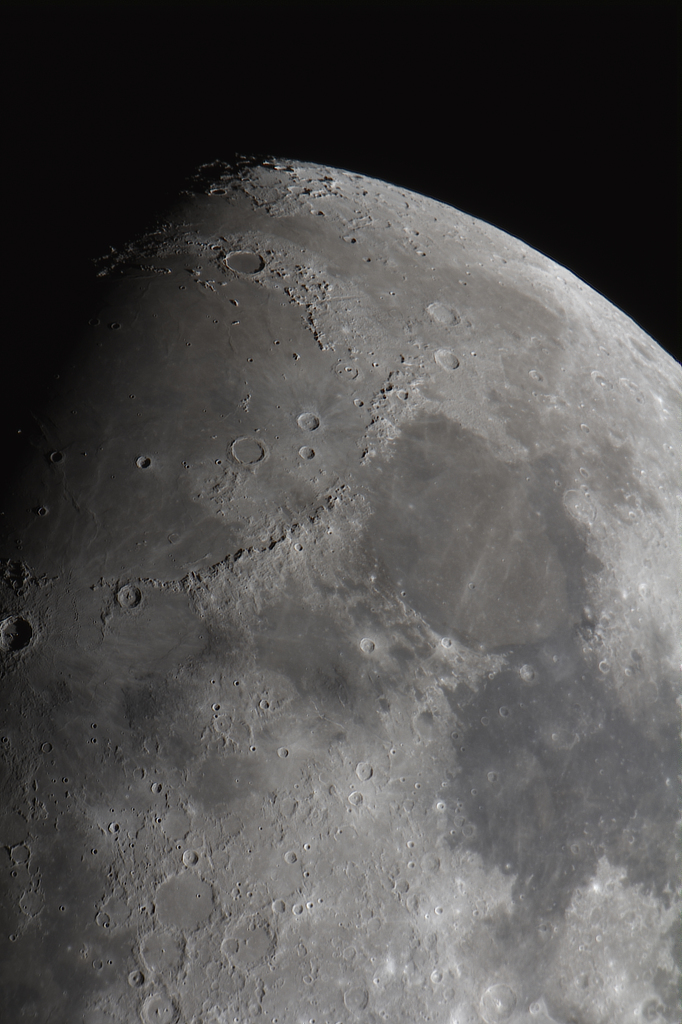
[0,158,680,1024]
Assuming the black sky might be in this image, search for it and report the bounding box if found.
[6,2,679,448]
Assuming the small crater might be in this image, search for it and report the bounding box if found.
[348,791,363,806]
[528,369,543,382]
[225,251,264,274]
[128,970,145,988]
[297,412,320,431]
[117,584,142,609]
[344,985,369,1011]
[480,983,517,1023]
[355,762,373,781]
[155,874,212,930]
[141,993,179,1024]
[141,931,183,973]
[427,301,459,325]
[360,637,375,654]
[519,664,535,682]
[277,747,289,759]
[591,370,613,391]
[231,436,266,464]
[434,348,460,370]
[108,822,120,834]
[0,616,32,652]
[284,850,298,864]
[298,446,315,460]
[334,361,360,380]
[421,852,440,872]
[642,999,666,1021]
[136,455,152,469]
[272,899,286,913]
[182,849,199,866]
[49,450,64,463]
[618,377,645,402]
[563,489,597,526]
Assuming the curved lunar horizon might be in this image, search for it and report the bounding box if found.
[0,158,680,1024]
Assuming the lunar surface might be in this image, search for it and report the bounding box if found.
[1,158,680,1024]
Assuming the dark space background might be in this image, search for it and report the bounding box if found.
[5,2,679,470]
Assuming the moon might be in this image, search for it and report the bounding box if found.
[1,158,679,1024]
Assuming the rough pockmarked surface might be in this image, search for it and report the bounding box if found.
[1,159,680,1024]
